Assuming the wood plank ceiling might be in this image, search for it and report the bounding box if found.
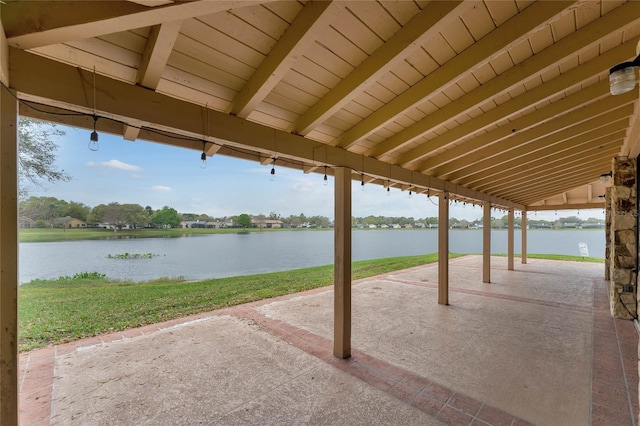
[3,0,640,210]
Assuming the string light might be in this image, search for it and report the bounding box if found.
[200,141,207,169]
[270,158,276,181]
[408,186,412,199]
[323,166,328,186]
[360,174,365,191]
[88,67,99,151]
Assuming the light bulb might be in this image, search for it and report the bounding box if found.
[408,188,412,199]
[269,158,276,181]
[360,175,365,191]
[323,166,328,186]
[200,151,207,169]
[387,186,390,196]
[88,116,99,151]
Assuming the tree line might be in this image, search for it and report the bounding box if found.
[20,196,605,231]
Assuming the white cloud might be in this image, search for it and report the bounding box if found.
[149,185,171,191]
[86,159,142,172]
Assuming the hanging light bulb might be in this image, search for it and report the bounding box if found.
[408,186,412,199]
[270,158,276,181]
[360,174,365,191]
[323,165,328,186]
[200,141,207,169]
[88,115,99,151]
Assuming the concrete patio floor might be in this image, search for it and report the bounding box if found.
[19,256,638,425]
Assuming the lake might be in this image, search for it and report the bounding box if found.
[19,229,605,283]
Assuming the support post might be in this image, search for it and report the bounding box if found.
[438,192,449,305]
[0,86,19,425]
[483,201,491,283]
[521,210,527,264]
[508,208,515,271]
[333,167,351,358]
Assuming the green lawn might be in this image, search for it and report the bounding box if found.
[19,253,459,351]
[19,252,602,351]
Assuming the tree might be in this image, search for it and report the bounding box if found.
[18,118,71,198]
[236,213,252,228]
[64,201,91,221]
[151,206,181,228]
[19,196,67,224]
[102,203,149,230]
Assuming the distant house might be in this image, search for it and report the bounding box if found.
[368,224,377,229]
[563,222,581,229]
[428,223,438,229]
[391,224,401,229]
[252,218,283,228]
[54,216,87,228]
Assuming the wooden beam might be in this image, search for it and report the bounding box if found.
[474,140,622,194]
[0,86,19,425]
[403,39,639,169]
[333,166,351,359]
[123,123,141,141]
[230,0,339,119]
[294,0,472,136]
[471,129,625,191]
[137,21,182,89]
[438,191,449,305]
[483,201,491,283]
[362,1,575,156]
[0,20,8,86]
[527,203,604,212]
[9,48,524,210]
[442,102,634,184]
[6,0,274,50]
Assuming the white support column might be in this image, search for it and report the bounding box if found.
[438,192,449,305]
[508,208,515,271]
[483,201,491,283]
[0,86,19,425]
[521,210,527,264]
[333,167,351,359]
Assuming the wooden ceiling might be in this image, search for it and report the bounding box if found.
[3,0,639,210]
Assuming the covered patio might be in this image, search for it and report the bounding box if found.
[3,1,640,424]
[19,257,638,425]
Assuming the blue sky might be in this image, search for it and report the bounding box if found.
[27,122,604,222]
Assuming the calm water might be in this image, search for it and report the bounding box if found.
[19,229,605,283]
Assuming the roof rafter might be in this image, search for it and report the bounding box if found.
[6,0,275,50]
[497,162,613,202]
[436,96,635,181]
[9,48,524,210]
[292,0,473,136]
[403,38,639,170]
[473,129,626,191]
[336,0,575,151]
[229,0,340,119]
[137,20,182,89]
[475,139,622,194]
[427,81,614,177]
[360,0,640,158]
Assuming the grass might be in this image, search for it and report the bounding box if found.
[19,252,603,351]
[20,253,463,351]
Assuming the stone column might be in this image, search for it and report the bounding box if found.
[609,157,637,320]
[605,187,611,281]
